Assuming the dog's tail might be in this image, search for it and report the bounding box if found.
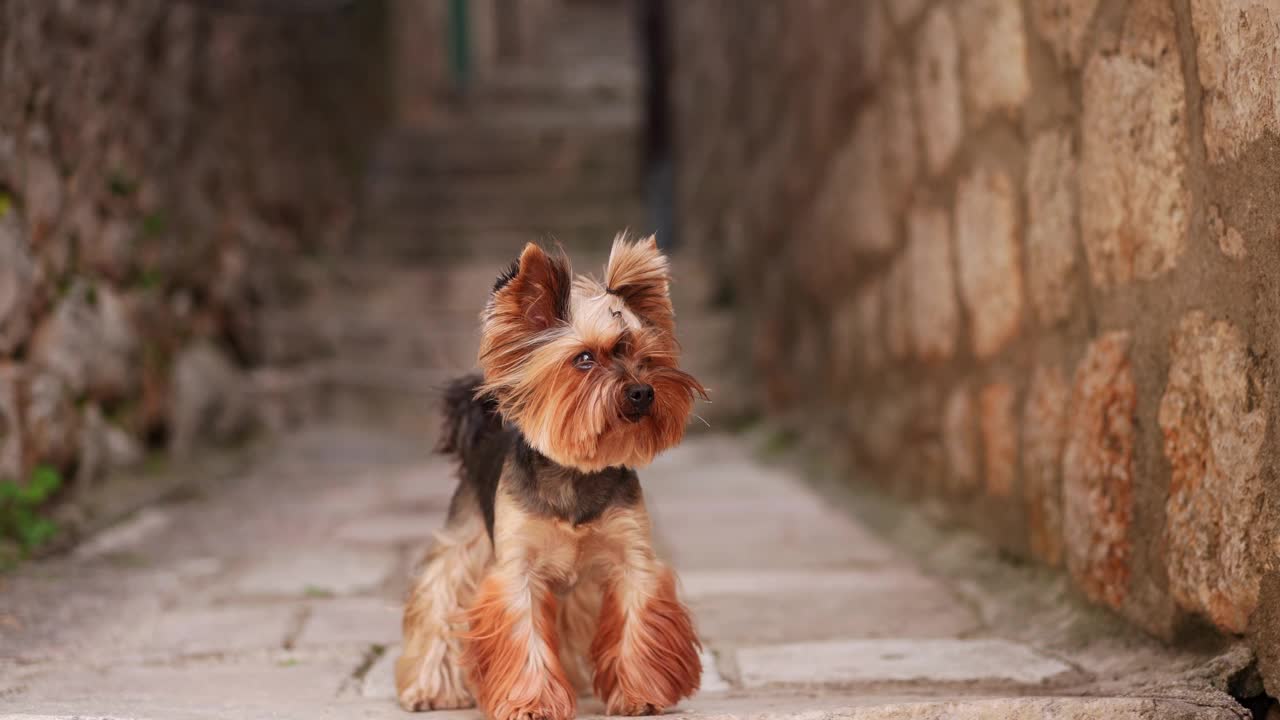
[436,373,502,466]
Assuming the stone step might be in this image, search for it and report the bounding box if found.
[363,179,640,214]
[370,127,637,176]
[362,200,646,233]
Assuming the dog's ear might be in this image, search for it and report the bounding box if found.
[603,234,674,335]
[488,242,572,334]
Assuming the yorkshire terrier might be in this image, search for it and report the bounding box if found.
[395,235,708,720]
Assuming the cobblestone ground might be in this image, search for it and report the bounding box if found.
[0,426,1251,719]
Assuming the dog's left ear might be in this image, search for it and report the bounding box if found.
[604,234,674,335]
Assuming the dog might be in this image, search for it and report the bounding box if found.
[395,235,708,720]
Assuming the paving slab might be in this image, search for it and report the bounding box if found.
[101,604,300,657]
[734,639,1074,688]
[230,546,399,598]
[335,512,447,546]
[295,596,402,648]
[686,569,980,645]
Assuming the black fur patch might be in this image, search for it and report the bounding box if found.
[492,259,520,294]
[509,436,641,526]
[437,374,641,538]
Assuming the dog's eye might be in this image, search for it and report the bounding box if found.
[573,351,595,370]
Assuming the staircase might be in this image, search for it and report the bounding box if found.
[256,0,737,439]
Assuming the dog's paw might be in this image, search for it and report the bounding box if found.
[397,683,475,712]
[604,698,661,716]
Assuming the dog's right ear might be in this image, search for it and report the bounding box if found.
[485,242,572,338]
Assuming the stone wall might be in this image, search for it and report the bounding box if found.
[672,0,1280,688]
[0,1,385,494]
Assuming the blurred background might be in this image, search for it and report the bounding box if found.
[6,0,1280,716]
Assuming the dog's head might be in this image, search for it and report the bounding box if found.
[477,235,706,471]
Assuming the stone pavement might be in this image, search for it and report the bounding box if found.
[0,426,1251,719]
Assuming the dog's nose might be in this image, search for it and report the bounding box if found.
[625,383,655,414]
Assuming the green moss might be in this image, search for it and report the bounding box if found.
[0,465,63,568]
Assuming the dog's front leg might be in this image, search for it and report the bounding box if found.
[590,503,701,716]
[462,496,577,720]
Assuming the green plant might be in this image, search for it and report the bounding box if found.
[0,191,11,218]
[0,465,62,562]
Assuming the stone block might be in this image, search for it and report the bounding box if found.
[0,209,37,356]
[906,204,958,362]
[979,382,1017,498]
[682,569,979,645]
[885,0,928,28]
[1025,129,1079,325]
[857,279,885,372]
[1031,0,1101,67]
[914,7,964,175]
[28,282,138,401]
[169,341,252,457]
[955,166,1023,358]
[1063,332,1136,610]
[734,638,1072,688]
[294,596,401,648]
[885,255,914,361]
[817,110,894,259]
[1191,0,1280,162]
[943,383,979,493]
[1207,204,1247,260]
[0,364,23,482]
[1023,365,1070,567]
[1080,0,1188,287]
[24,370,79,471]
[231,546,398,598]
[957,0,1031,120]
[1160,311,1268,633]
[881,54,919,210]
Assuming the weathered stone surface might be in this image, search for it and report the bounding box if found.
[914,7,964,175]
[22,148,63,247]
[24,370,79,471]
[1031,0,1102,67]
[1207,204,1247,260]
[1023,365,1070,567]
[0,209,37,356]
[906,205,958,362]
[28,282,138,401]
[957,0,1031,120]
[818,110,894,258]
[1159,312,1268,633]
[1025,130,1079,325]
[954,167,1023,358]
[1191,0,1280,162]
[0,364,23,482]
[1063,332,1136,610]
[294,597,401,647]
[231,546,398,597]
[169,341,252,457]
[1080,0,1188,287]
[881,54,919,209]
[885,256,914,360]
[979,383,1017,498]
[686,568,980,645]
[943,384,979,492]
[77,404,144,487]
[735,638,1072,688]
[885,0,928,28]
[857,280,885,372]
